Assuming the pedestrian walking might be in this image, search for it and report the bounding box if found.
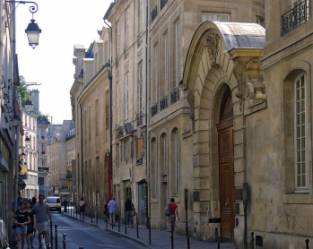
[167,198,179,232]
[79,198,86,220]
[124,198,135,228]
[33,194,51,249]
[26,200,35,249]
[107,197,119,225]
[14,200,31,249]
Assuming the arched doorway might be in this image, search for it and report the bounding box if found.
[217,86,234,240]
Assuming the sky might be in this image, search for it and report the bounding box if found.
[16,0,113,124]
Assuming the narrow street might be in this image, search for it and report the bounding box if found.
[51,214,145,249]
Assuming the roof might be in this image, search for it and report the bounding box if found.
[213,21,265,51]
[103,2,115,21]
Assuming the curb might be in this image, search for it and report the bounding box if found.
[61,213,150,248]
[104,228,150,248]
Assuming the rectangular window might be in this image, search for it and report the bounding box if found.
[105,90,110,129]
[174,18,181,87]
[95,100,99,136]
[201,12,230,22]
[137,0,142,34]
[152,42,159,103]
[137,61,143,115]
[124,74,129,121]
[151,138,157,198]
[294,74,307,190]
[124,7,129,49]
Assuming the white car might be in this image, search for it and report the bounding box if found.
[46,196,61,213]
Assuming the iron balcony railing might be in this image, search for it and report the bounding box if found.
[151,6,158,23]
[160,96,168,110]
[160,0,168,10]
[170,87,180,104]
[281,0,310,35]
[151,103,158,116]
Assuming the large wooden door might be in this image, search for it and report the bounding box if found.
[218,87,234,240]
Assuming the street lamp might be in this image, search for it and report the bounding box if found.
[5,0,41,49]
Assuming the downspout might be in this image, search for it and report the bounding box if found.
[79,104,84,199]
[104,19,113,199]
[145,0,151,244]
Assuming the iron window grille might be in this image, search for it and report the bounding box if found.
[281,0,310,35]
[170,87,180,104]
[151,103,158,116]
[160,96,168,110]
[160,0,168,10]
[151,6,158,23]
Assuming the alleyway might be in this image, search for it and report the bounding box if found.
[52,214,144,249]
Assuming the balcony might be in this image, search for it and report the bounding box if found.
[160,96,168,110]
[281,0,310,35]
[160,0,168,10]
[151,6,158,23]
[151,103,158,117]
[170,87,180,104]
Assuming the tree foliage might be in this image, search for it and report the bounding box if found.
[17,76,32,106]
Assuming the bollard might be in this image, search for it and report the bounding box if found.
[50,220,53,249]
[306,239,310,249]
[111,215,114,230]
[148,216,152,245]
[251,232,255,249]
[62,234,66,249]
[136,215,139,239]
[171,224,174,249]
[216,227,220,249]
[54,225,58,249]
[124,215,127,235]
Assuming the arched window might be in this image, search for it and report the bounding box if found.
[171,128,180,196]
[160,133,167,180]
[294,73,309,190]
[284,71,311,193]
[150,138,158,198]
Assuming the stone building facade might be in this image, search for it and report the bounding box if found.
[106,0,148,224]
[47,121,74,197]
[147,0,265,240]
[20,111,39,199]
[37,116,50,197]
[254,0,313,248]
[70,27,111,217]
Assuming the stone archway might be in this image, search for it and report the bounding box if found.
[182,21,265,243]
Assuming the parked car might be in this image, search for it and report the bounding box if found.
[46,196,61,213]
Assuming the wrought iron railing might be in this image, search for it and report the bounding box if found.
[160,96,168,110]
[160,0,168,10]
[170,87,180,104]
[151,6,158,23]
[281,0,310,35]
[151,103,158,116]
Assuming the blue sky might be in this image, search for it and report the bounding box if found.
[16,0,113,124]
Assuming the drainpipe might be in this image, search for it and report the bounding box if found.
[145,0,152,244]
[104,18,113,200]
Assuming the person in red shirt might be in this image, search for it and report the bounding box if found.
[168,198,179,232]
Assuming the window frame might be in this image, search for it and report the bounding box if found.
[294,73,310,192]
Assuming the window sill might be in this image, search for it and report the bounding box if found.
[283,192,313,204]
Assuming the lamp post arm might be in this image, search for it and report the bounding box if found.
[5,1,39,16]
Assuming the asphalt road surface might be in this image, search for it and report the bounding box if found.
[51,213,145,249]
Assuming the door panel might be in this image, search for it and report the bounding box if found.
[218,127,234,240]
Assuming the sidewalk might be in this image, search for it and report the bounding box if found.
[62,207,236,249]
